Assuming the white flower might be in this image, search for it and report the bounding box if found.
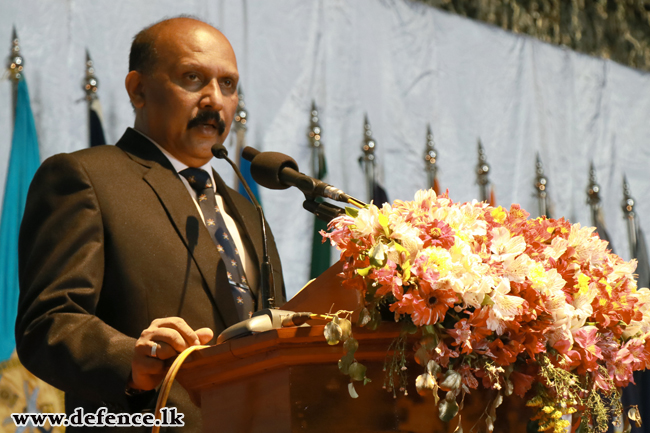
[544,236,568,261]
[570,285,597,331]
[353,205,382,237]
[503,253,532,283]
[490,227,526,262]
[388,215,423,259]
[487,278,525,335]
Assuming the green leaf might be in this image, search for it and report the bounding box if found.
[369,243,387,268]
[423,325,436,336]
[440,370,462,392]
[339,318,352,341]
[357,266,372,277]
[348,362,367,381]
[481,295,494,306]
[346,207,359,218]
[427,360,441,376]
[416,373,437,396]
[415,346,430,367]
[438,399,459,422]
[324,321,342,345]
[348,382,359,398]
[378,213,390,237]
[403,320,418,335]
[402,259,411,282]
[365,308,382,331]
[357,308,371,327]
[390,240,408,255]
[343,337,359,355]
[338,352,354,374]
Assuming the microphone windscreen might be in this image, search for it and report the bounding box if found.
[249,152,299,190]
[211,143,228,159]
[242,146,260,162]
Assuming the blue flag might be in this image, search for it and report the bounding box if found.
[0,79,40,361]
[237,149,261,204]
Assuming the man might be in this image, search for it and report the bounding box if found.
[15,17,284,432]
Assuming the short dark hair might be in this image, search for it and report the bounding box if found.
[128,15,205,74]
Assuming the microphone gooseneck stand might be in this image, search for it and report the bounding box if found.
[211,143,275,310]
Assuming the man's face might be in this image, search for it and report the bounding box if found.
[133,22,239,167]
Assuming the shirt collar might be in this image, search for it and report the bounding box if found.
[132,129,216,188]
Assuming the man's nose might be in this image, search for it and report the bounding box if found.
[199,79,224,110]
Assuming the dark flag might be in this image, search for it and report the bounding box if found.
[620,177,650,432]
[593,211,614,247]
[84,51,106,147]
[88,98,106,147]
[308,102,331,279]
[372,181,390,206]
[89,98,107,147]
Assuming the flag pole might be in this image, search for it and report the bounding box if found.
[232,85,248,188]
[424,124,439,193]
[586,162,614,245]
[7,27,23,122]
[308,101,324,180]
[308,101,330,279]
[476,139,491,203]
[84,50,107,147]
[622,175,638,258]
[360,115,376,203]
[534,153,550,218]
[587,162,603,228]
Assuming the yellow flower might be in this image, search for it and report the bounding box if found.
[529,262,547,289]
[574,273,591,296]
[491,206,507,224]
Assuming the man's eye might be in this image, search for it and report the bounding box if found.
[186,73,200,81]
[221,79,233,88]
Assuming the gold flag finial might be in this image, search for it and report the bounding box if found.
[476,139,491,202]
[534,153,550,217]
[233,85,248,132]
[83,49,100,101]
[424,124,438,191]
[360,115,377,202]
[7,26,24,82]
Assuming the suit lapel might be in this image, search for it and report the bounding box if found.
[116,129,241,328]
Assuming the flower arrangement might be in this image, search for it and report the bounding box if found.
[322,189,649,433]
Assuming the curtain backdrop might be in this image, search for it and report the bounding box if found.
[2,0,649,299]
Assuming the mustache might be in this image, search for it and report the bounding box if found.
[187,111,226,135]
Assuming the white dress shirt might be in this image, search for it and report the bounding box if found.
[134,130,259,291]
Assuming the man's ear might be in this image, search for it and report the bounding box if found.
[125,71,145,109]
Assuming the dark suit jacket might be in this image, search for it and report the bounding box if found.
[15,128,285,432]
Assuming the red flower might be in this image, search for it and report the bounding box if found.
[488,338,523,366]
[457,364,479,391]
[573,326,603,374]
[409,282,458,326]
[418,219,455,249]
[510,371,535,397]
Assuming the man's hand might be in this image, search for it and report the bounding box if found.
[129,317,213,391]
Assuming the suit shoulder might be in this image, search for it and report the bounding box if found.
[38,146,134,179]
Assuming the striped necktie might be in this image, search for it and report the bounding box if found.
[179,167,255,320]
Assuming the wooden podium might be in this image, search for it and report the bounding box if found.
[178,263,531,433]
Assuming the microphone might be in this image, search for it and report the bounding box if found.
[303,199,346,223]
[211,143,276,310]
[242,146,366,207]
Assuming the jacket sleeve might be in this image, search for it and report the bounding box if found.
[15,152,143,411]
